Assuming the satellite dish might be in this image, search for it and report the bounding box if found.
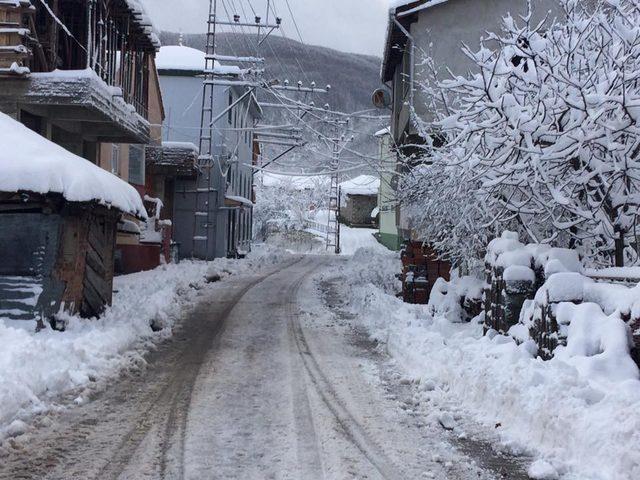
[372,88,391,109]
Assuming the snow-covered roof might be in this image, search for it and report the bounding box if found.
[382,1,448,82]
[162,141,198,152]
[156,45,216,73]
[0,112,147,218]
[340,175,380,196]
[126,0,161,50]
[388,0,448,14]
[225,194,254,207]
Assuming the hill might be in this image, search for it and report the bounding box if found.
[159,32,388,172]
[160,32,383,114]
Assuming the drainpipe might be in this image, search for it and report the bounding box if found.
[392,16,414,111]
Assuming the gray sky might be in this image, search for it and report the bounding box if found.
[142,0,390,57]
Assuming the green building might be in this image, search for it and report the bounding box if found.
[375,127,401,251]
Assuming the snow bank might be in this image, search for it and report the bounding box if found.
[0,112,146,217]
[0,245,291,438]
[320,249,640,480]
[486,231,582,275]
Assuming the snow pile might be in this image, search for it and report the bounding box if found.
[321,250,640,480]
[0,245,291,438]
[0,111,146,217]
[486,231,583,279]
[428,276,483,322]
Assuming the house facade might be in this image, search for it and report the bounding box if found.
[0,0,159,153]
[381,0,559,301]
[157,45,260,260]
[382,0,559,240]
[374,126,401,251]
[0,0,170,273]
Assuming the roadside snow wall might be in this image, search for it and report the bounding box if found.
[323,245,640,480]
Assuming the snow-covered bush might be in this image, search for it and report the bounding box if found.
[428,276,483,323]
[402,0,640,267]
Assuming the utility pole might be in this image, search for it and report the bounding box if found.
[193,0,279,260]
[325,116,351,254]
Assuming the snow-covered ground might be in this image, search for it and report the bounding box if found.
[317,247,640,480]
[339,225,388,255]
[304,208,388,255]
[0,246,290,439]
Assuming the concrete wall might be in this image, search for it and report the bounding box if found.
[394,0,561,137]
[377,134,400,250]
[159,73,257,259]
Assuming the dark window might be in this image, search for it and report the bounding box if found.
[129,145,145,185]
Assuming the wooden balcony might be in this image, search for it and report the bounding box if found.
[146,142,199,178]
[0,0,159,144]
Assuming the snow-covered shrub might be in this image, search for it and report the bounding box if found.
[401,0,640,267]
[484,231,583,334]
[428,276,483,323]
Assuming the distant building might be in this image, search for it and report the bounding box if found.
[156,45,261,259]
[339,175,380,228]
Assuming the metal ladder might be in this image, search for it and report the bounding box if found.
[326,121,341,253]
[192,0,219,260]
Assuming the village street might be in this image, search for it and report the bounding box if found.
[0,254,528,480]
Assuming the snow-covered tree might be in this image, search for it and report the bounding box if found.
[253,174,329,240]
[403,0,640,266]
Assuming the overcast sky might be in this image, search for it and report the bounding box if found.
[142,0,390,57]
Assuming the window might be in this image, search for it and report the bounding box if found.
[228,91,233,124]
[128,145,145,185]
[111,144,120,175]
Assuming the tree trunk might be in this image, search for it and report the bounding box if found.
[615,231,625,267]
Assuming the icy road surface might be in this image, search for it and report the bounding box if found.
[0,256,526,480]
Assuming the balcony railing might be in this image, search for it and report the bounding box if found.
[0,0,158,120]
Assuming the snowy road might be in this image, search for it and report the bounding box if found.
[0,256,525,480]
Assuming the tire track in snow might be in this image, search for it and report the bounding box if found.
[0,258,303,480]
[100,257,305,480]
[286,261,405,480]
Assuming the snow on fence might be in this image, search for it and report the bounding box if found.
[483,232,640,365]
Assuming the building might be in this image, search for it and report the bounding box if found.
[0,0,171,275]
[156,45,261,259]
[381,0,558,301]
[338,175,380,228]
[0,0,160,153]
[374,127,401,250]
[0,112,146,327]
